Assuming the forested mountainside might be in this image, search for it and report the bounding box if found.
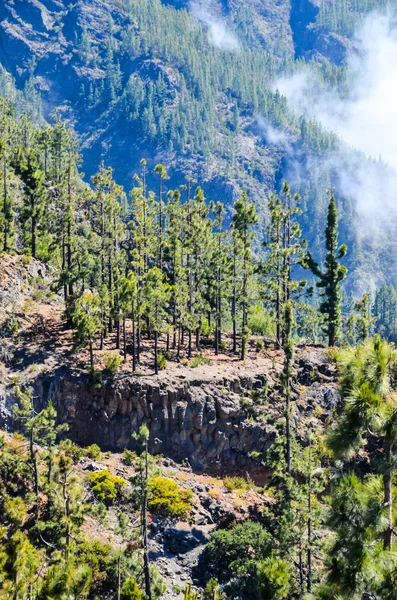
[4,3,397,597]
[2,93,397,598]
[1,0,397,289]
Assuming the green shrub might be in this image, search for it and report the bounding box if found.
[220,341,227,351]
[148,476,193,519]
[103,352,121,374]
[204,521,273,598]
[248,306,275,336]
[201,318,211,336]
[190,354,211,368]
[4,496,27,527]
[223,476,253,492]
[257,557,291,600]
[89,470,126,506]
[157,351,167,370]
[85,444,102,460]
[77,539,115,597]
[121,577,142,600]
[123,449,136,466]
[89,368,102,388]
[256,339,265,353]
[59,439,84,463]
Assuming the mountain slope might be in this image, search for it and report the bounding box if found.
[0,0,395,289]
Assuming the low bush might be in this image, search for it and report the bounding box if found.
[123,449,136,466]
[203,521,273,599]
[89,470,126,505]
[256,339,265,353]
[121,577,142,600]
[223,476,253,492]
[59,439,84,463]
[248,306,275,336]
[85,444,102,460]
[103,352,121,374]
[157,351,167,370]
[148,476,193,519]
[190,354,211,368]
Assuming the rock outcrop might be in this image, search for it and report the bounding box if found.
[27,348,339,472]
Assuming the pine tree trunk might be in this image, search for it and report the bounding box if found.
[31,194,37,258]
[132,304,136,373]
[154,330,158,375]
[143,440,152,600]
[383,439,393,550]
[232,250,237,353]
[123,316,126,361]
[89,340,94,371]
[3,154,8,252]
[188,330,192,359]
[117,553,121,600]
[137,294,141,362]
[30,428,39,520]
[286,394,291,475]
[177,323,181,359]
[307,474,312,591]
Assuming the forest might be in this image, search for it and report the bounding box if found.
[1,92,397,600]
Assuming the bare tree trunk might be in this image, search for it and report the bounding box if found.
[154,330,158,375]
[132,303,136,373]
[143,440,152,600]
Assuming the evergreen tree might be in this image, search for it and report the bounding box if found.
[305,193,347,346]
[14,147,47,258]
[71,291,102,370]
[232,190,257,360]
[144,268,171,374]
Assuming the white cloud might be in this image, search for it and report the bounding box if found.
[273,12,397,225]
[256,116,293,149]
[189,0,240,51]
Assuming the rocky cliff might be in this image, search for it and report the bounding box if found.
[25,347,339,472]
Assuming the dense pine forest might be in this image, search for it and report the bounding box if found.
[2,0,397,599]
[2,0,397,289]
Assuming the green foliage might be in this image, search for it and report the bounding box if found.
[120,577,143,600]
[71,291,102,369]
[148,477,193,519]
[204,521,273,598]
[203,579,224,600]
[306,193,347,346]
[122,449,136,466]
[248,306,275,337]
[103,351,121,374]
[89,470,126,506]
[85,444,102,460]
[190,354,211,368]
[157,351,166,371]
[257,556,291,600]
[223,476,253,492]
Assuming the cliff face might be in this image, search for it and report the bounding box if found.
[28,348,339,472]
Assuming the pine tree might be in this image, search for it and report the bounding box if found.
[329,336,397,551]
[153,164,168,271]
[133,425,152,600]
[144,268,171,374]
[232,190,257,360]
[14,147,47,258]
[0,99,14,252]
[71,291,102,370]
[305,193,347,346]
